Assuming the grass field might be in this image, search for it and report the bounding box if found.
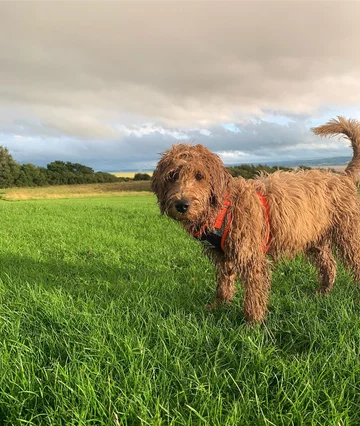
[1,181,151,201]
[0,194,360,425]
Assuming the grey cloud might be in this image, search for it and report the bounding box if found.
[0,1,359,170]
[1,1,360,130]
[3,119,352,172]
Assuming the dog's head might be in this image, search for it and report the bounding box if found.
[152,144,232,226]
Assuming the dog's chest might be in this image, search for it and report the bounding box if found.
[193,213,232,253]
[196,230,225,252]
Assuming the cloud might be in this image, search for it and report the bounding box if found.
[0,1,359,169]
[3,119,352,172]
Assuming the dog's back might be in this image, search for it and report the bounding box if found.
[244,117,360,259]
[254,169,360,258]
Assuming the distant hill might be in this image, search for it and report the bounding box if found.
[260,156,350,168]
[112,156,351,174]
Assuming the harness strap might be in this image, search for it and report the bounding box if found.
[192,196,232,252]
[192,192,271,254]
[220,212,232,251]
[214,198,231,229]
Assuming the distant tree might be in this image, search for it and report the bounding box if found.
[45,161,117,185]
[16,163,41,187]
[94,172,118,183]
[0,146,21,187]
[66,162,94,175]
[297,165,312,171]
[46,161,68,185]
[227,164,292,179]
[133,173,151,181]
[47,160,69,174]
[36,167,50,186]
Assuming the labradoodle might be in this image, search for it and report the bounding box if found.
[152,117,360,323]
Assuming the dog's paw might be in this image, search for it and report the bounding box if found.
[205,301,219,311]
[316,287,332,296]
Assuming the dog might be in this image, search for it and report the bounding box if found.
[152,117,360,323]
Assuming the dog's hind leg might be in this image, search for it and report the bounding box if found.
[333,220,360,286]
[305,240,337,294]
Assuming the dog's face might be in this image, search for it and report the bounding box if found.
[152,144,232,226]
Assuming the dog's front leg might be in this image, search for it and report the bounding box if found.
[240,256,271,324]
[207,260,236,310]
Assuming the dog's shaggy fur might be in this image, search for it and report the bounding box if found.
[152,117,360,323]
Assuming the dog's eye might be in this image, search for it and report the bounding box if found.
[167,169,180,183]
[195,172,204,181]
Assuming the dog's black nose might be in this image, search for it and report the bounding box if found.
[175,199,190,213]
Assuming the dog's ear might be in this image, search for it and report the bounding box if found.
[151,166,166,214]
[152,151,173,214]
[209,172,232,207]
[207,154,232,208]
[210,187,217,206]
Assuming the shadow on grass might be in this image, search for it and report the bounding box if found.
[1,252,357,341]
[0,252,215,310]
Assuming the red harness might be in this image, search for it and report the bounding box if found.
[192,193,271,253]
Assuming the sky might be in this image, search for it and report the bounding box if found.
[1,1,360,172]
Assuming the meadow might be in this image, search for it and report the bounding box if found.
[1,181,151,201]
[111,172,154,179]
[0,193,360,425]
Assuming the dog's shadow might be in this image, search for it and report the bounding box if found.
[0,250,215,311]
[0,251,343,309]
[1,252,357,358]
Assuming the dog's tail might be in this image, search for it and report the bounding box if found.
[312,116,360,182]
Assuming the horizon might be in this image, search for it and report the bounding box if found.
[108,154,352,174]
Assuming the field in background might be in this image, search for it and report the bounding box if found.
[0,194,360,424]
[0,165,346,202]
[1,180,151,200]
[316,165,347,172]
[111,171,153,178]
[110,167,347,179]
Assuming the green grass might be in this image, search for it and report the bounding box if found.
[0,195,360,425]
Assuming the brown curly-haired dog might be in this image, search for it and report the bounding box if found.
[152,117,360,323]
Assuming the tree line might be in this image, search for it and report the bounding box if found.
[0,144,315,189]
[0,146,120,188]
[227,164,293,179]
